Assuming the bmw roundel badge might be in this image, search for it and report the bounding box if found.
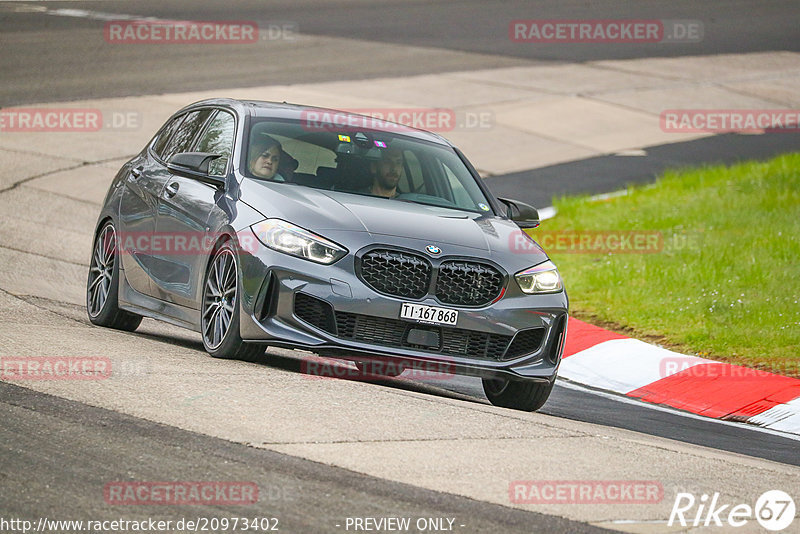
[425,245,441,255]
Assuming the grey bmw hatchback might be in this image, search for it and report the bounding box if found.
[87,98,568,411]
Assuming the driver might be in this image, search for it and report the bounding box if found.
[365,148,404,198]
[248,135,285,182]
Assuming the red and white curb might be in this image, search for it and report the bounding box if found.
[559,318,800,436]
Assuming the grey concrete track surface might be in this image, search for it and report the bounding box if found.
[1,381,610,534]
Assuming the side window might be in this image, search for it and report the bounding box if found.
[152,115,185,160]
[280,137,336,174]
[161,109,213,163]
[194,111,235,176]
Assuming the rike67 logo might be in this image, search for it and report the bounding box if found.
[669,490,795,531]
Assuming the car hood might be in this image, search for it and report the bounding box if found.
[240,180,547,259]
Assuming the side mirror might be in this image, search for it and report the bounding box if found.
[167,152,225,188]
[497,197,540,229]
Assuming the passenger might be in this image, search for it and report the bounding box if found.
[364,148,404,198]
[248,135,285,181]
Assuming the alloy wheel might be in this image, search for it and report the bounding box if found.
[202,248,237,350]
[87,224,115,317]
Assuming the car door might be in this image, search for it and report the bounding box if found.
[117,113,185,297]
[119,109,213,298]
[150,109,236,309]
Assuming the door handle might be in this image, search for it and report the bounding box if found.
[163,182,180,198]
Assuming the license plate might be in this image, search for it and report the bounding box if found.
[399,302,458,326]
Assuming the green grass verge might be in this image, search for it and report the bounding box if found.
[527,152,800,376]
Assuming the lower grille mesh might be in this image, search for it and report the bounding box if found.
[503,328,546,360]
[294,294,546,361]
[294,293,336,334]
[336,312,512,360]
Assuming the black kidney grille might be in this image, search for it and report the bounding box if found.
[502,327,546,360]
[335,311,513,360]
[435,261,504,306]
[360,250,431,298]
[294,293,336,335]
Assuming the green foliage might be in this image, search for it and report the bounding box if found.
[529,153,800,374]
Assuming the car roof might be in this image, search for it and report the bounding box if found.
[182,98,452,146]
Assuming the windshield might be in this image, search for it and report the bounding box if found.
[244,118,494,214]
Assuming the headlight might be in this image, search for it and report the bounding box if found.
[515,260,563,294]
[250,219,347,265]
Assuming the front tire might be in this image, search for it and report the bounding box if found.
[201,242,264,362]
[482,377,554,412]
[86,221,142,331]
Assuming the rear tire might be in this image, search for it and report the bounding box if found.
[201,242,264,363]
[86,221,142,332]
[482,377,554,412]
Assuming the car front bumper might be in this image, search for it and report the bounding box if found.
[237,233,568,382]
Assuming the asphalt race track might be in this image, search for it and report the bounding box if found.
[1,1,799,532]
[1,381,609,533]
[3,0,800,105]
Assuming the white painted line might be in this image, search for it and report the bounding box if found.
[44,7,160,22]
[613,149,647,157]
[538,206,557,220]
[589,189,629,202]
